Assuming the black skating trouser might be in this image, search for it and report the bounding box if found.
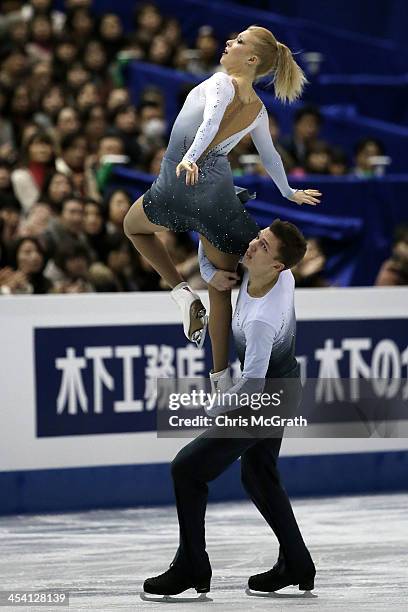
[170,431,314,581]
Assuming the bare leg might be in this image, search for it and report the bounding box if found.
[200,236,240,373]
[123,195,183,289]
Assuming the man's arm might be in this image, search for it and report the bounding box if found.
[206,320,277,416]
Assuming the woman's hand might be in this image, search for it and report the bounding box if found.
[176,159,199,185]
[289,189,322,206]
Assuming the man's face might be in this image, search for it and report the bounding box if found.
[98,137,123,159]
[242,228,285,273]
[63,138,87,170]
[61,200,84,233]
[295,114,320,142]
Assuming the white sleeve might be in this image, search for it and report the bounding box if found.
[206,320,277,416]
[198,241,217,284]
[241,320,277,378]
[250,108,296,199]
[184,72,234,164]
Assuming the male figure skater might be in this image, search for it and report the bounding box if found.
[141,220,316,602]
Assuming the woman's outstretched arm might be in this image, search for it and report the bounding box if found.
[250,109,321,206]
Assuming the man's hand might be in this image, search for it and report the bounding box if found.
[176,159,199,185]
[289,189,322,206]
[209,270,240,291]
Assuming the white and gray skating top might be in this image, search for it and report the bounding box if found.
[198,243,299,414]
[166,71,295,199]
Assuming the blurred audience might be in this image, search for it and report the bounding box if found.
[292,238,328,288]
[375,225,408,286]
[0,1,399,294]
[352,138,386,178]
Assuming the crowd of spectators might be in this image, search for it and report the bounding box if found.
[0,0,401,295]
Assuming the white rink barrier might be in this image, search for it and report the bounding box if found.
[1,287,407,514]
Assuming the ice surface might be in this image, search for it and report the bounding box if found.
[1,493,407,611]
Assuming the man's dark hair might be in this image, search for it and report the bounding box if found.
[269,219,307,269]
[137,100,161,113]
[0,194,22,213]
[61,195,84,210]
[55,242,91,271]
[294,105,322,126]
[60,131,86,152]
[354,137,385,156]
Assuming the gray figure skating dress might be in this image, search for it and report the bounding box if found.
[143,71,296,254]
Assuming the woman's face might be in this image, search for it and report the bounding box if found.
[115,107,137,132]
[100,14,122,40]
[356,142,381,171]
[56,42,77,64]
[57,108,80,135]
[42,87,64,116]
[48,174,72,202]
[72,10,94,36]
[10,20,28,45]
[84,203,103,234]
[107,88,130,111]
[220,30,257,71]
[32,61,52,90]
[161,19,181,45]
[85,108,107,141]
[11,86,31,115]
[138,7,161,33]
[77,83,100,110]
[149,36,172,65]
[29,139,53,164]
[32,16,52,43]
[17,240,44,274]
[109,192,131,225]
[84,42,106,72]
[66,65,90,91]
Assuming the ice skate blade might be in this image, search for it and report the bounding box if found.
[245,587,317,599]
[191,315,208,349]
[188,300,206,340]
[140,591,213,603]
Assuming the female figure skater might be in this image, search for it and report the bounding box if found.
[141,220,316,602]
[124,26,321,368]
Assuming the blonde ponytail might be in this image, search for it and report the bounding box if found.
[248,26,307,104]
[274,41,307,103]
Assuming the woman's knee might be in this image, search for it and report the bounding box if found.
[123,204,137,237]
[123,195,145,237]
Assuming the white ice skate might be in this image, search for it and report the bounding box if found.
[204,367,233,416]
[171,282,208,348]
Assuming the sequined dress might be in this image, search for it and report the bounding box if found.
[142,71,296,254]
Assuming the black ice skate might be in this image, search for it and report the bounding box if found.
[140,561,212,603]
[246,562,316,598]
